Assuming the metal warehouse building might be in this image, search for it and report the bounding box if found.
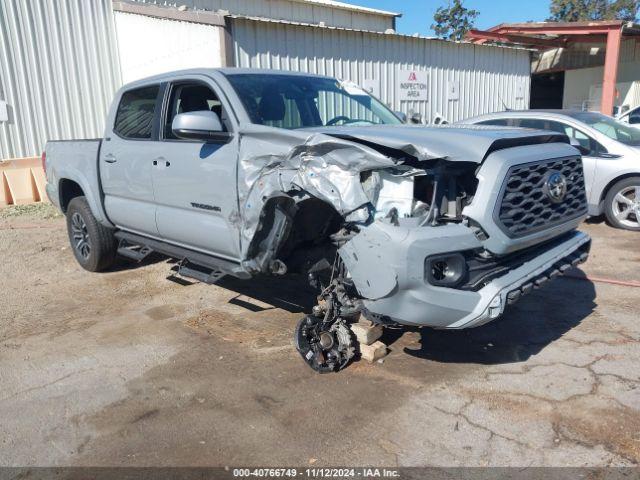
[0,0,532,185]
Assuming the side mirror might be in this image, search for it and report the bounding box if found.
[394,111,407,123]
[172,111,230,142]
[432,114,449,125]
[410,112,423,124]
[569,137,590,156]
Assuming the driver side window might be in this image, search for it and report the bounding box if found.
[163,82,227,140]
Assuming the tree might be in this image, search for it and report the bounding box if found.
[548,0,638,22]
[610,0,639,21]
[431,0,480,41]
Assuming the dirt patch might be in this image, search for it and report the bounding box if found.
[1,212,639,467]
[145,304,188,321]
[0,202,62,220]
[184,308,296,351]
[555,398,640,463]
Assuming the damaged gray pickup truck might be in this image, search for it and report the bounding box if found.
[45,69,591,373]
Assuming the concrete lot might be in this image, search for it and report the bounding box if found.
[0,208,639,467]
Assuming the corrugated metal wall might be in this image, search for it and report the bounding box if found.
[231,18,531,124]
[135,0,394,32]
[0,0,121,160]
[114,11,224,84]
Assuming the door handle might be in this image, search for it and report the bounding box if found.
[104,154,117,164]
[153,157,170,167]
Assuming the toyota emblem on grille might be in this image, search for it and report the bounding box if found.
[544,171,568,203]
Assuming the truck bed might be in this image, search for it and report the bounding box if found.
[44,139,109,223]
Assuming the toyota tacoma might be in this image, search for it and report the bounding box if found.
[44,69,591,373]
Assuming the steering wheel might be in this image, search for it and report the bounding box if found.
[326,115,351,126]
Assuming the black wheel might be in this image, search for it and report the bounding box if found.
[604,177,640,231]
[66,196,116,271]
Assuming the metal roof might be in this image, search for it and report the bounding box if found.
[113,1,527,50]
[489,20,634,30]
[225,13,530,50]
[293,0,400,17]
[468,20,640,50]
[114,0,397,33]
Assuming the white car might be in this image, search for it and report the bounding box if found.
[461,110,640,231]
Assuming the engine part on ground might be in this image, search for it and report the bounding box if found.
[312,303,325,317]
[295,315,355,373]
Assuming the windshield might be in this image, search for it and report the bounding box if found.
[224,73,402,129]
[568,111,640,146]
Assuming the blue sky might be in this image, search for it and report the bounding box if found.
[347,0,551,36]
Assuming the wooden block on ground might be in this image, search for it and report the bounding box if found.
[351,321,383,345]
[0,172,11,206]
[4,168,35,204]
[31,167,47,202]
[360,340,387,363]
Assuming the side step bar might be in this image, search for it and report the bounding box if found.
[114,231,251,281]
[175,260,227,285]
[117,241,153,262]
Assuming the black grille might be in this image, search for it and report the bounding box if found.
[496,156,587,237]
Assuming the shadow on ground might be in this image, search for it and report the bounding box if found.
[212,267,596,366]
[584,214,605,226]
[104,252,169,273]
[113,252,597,368]
[215,273,317,313]
[395,272,597,365]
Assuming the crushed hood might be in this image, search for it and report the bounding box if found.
[234,124,571,260]
[301,124,570,163]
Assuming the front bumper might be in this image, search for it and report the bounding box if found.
[359,229,591,329]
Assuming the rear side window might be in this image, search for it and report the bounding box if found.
[563,124,608,156]
[114,86,159,139]
[478,119,509,126]
[517,119,547,130]
[629,109,640,125]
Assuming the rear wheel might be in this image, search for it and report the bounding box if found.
[66,196,117,271]
[604,177,640,231]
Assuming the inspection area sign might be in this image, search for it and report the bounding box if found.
[397,70,429,101]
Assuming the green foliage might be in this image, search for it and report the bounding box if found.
[431,0,480,41]
[548,0,638,22]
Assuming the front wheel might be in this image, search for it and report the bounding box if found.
[66,196,117,271]
[295,315,355,373]
[604,177,640,231]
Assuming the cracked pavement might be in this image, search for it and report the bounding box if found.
[0,215,638,466]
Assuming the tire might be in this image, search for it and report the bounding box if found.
[604,176,640,231]
[66,196,117,271]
